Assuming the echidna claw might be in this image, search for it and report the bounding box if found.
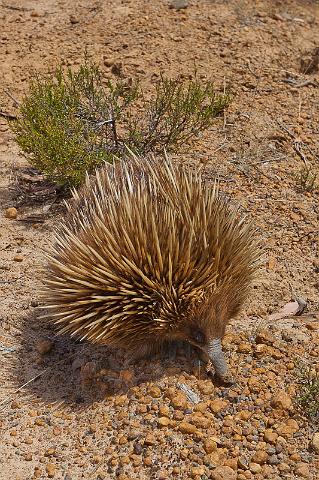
[216,373,236,386]
[206,369,236,386]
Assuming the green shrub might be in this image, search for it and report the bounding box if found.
[296,165,317,193]
[11,63,231,188]
[295,362,319,423]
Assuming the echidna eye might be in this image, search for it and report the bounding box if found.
[193,330,205,345]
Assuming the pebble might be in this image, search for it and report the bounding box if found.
[189,412,210,429]
[249,462,261,473]
[295,462,311,478]
[157,417,170,427]
[210,398,228,413]
[311,432,319,453]
[263,429,278,444]
[5,207,17,219]
[46,463,56,478]
[276,419,299,436]
[238,342,252,353]
[238,456,249,470]
[203,439,217,453]
[144,433,156,446]
[13,254,23,262]
[170,392,187,409]
[69,15,79,24]
[198,380,214,395]
[211,465,236,480]
[271,390,292,410]
[251,450,268,464]
[170,0,189,10]
[191,466,205,477]
[178,422,198,434]
[267,454,280,465]
[149,386,161,398]
[36,339,53,355]
[255,330,276,345]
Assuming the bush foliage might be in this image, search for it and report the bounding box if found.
[12,63,231,188]
[295,363,319,423]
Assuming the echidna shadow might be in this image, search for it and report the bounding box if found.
[13,310,204,407]
[41,152,260,390]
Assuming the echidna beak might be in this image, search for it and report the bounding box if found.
[206,338,236,386]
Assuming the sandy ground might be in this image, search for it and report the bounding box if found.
[0,1,319,479]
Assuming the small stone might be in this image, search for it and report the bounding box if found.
[46,463,56,478]
[271,391,292,410]
[159,405,170,417]
[268,454,280,465]
[191,466,205,477]
[157,417,169,427]
[295,463,310,478]
[263,429,278,444]
[69,15,79,24]
[143,456,152,466]
[170,0,188,10]
[35,418,45,426]
[237,410,252,421]
[45,448,55,457]
[211,466,236,480]
[33,467,42,478]
[189,412,210,429]
[198,380,214,395]
[306,322,319,330]
[194,402,209,413]
[238,457,248,470]
[238,342,252,353]
[170,392,187,409]
[210,398,228,414]
[249,463,261,473]
[5,207,17,219]
[24,452,32,461]
[203,439,217,453]
[278,463,290,473]
[103,58,114,67]
[118,436,128,445]
[13,254,23,262]
[178,422,198,434]
[144,433,156,446]
[224,458,238,471]
[92,454,102,463]
[251,450,268,465]
[133,442,143,455]
[158,470,169,480]
[149,386,161,398]
[311,432,319,453]
[255,330,276,345]
[290,453,301,461]
[276,419,299,437]
[36,339,53,355]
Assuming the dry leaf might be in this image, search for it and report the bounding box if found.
[268,301,300,321]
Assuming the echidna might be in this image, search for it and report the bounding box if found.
[44,153,260,383]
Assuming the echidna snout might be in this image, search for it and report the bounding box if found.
[43,153,260,383]
[163,296,238,383]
